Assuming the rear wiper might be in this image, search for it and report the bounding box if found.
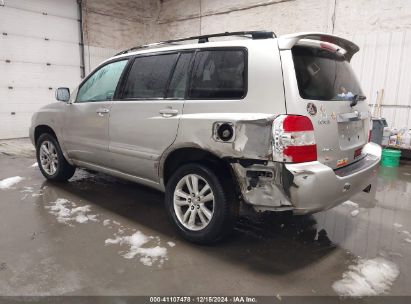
[350,94,366,107]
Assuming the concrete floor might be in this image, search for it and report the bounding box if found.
[0,139,411,296]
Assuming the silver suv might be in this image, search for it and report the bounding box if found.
[30,31,381,244]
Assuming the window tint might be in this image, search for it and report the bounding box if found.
[77,60,128,102]
[189,50,246,99]
[167,53,192,98]
[292,46,363,101]
[123,54,178,99]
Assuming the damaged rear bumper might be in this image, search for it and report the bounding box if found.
[231,143,382,214]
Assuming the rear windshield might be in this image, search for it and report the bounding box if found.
[292,46,363,101]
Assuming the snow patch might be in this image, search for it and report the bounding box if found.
[351,209,360,217]
[20,186,44,199]
[45,198,98,226]
[30,162,38,168]
[401,230,410,236]
[405,238,411,244]
[167,241,176,247]
[342,201,359,208]
[69,170,91,181]
[138,247,168,266]
[386,252,403,258]
[332,257,399,297]
[20,186,34,193]
[0,176,24,190]
[105,231,168,266]
[393,223,403,228]
[103,219,111,226]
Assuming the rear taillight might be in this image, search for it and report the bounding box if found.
[272,115,317,163]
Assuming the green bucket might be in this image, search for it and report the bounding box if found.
[381,149,401,167]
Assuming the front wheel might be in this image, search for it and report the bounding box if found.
[36,133,76,182]
[165,163,235,244]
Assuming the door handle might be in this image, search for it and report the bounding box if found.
[159,108,179,118]
[96,108,110,116]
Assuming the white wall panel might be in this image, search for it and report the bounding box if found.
[0,100,55,114]
[0,36,80,66]
[384,32,406,106]
[396,31,411,106]
[0,88,56,113]
[0,6,79,42]
[0,62,80,88]
[350,30,411,129]
[3,0,78,19]
[0,0,81,139]
[0,113,33,138]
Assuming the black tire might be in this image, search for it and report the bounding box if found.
[165,163,236,244]
[36,133,76,182]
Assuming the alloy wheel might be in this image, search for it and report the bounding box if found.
[173,174,215,231]
[39,140,59,175]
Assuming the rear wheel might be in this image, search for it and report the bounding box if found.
[165,163,235,244]
[36,133,76,182]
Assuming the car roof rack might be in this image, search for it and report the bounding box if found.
[115,30,275,56]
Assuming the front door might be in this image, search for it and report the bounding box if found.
[63,59,128,166]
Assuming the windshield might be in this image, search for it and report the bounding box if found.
[292,45,363,101]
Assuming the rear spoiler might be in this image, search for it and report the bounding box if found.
[277,32,360,61]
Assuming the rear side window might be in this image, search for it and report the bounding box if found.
[77,60,128,102]
[292,46,363,101]
[122,53,178,99]
[189,50,246,99]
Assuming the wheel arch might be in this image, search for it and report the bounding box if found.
[34,124,74,166]
[160,145,240,197]
[34,125,58,145]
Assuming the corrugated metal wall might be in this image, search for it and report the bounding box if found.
[349,30,411,130]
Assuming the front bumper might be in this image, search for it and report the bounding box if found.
[29,126,35,146]
[231,143,382,214]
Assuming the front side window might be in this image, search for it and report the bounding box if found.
[122,53,178,99]
[77,60,128,102]
[292,46,363,101]
[189,50,246,99]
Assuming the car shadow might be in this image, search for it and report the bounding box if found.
[37,170,341,275]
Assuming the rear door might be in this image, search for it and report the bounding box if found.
[281,43,370,169]
[108,52,193,182]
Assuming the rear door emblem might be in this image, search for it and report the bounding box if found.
[307,103,317,116]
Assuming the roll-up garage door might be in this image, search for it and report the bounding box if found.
[0,0,82,139]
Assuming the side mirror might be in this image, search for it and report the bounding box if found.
[55,87,70,102]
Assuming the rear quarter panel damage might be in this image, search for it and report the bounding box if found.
[172,113,276,160]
